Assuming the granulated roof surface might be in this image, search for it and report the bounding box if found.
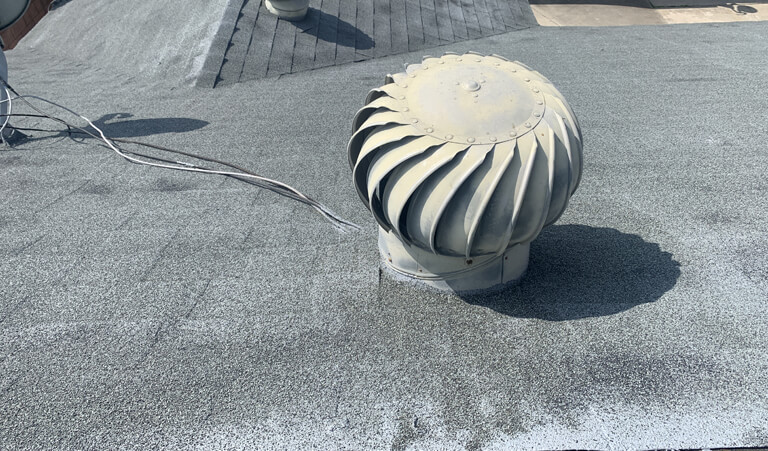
[1,2,767,448]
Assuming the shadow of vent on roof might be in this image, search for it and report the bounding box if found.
[461,225,681,320]
[294,8,374,50]
[91,113,209,139]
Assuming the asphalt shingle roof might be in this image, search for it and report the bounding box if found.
[207,0,536,87]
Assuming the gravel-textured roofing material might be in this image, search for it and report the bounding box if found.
[2,14,768,450]
[19,0,229,85]
[209,0,537,87]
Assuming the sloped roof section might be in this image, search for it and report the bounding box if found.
[206,0,537,87]
[17,0,229,85]
[14,0,536,87]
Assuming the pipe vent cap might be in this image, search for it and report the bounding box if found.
[348,53,583,291]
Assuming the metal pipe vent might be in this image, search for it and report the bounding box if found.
[348,52,583,292]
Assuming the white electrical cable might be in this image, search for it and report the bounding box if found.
[0,82,360,232]
[0,86,12,142]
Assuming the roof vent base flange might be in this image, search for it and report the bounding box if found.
[264,0,309,20]
[379,228,529,292]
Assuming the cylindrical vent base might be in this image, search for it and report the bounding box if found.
[264,0,309,20]
[379,229,529,292]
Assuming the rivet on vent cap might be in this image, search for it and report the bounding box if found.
[347,52,584,292]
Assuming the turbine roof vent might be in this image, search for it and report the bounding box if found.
[348,52,583,292]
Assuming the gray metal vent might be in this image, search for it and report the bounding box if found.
[348,52,583,292]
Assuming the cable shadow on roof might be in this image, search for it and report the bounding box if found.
[460,225,681,320]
